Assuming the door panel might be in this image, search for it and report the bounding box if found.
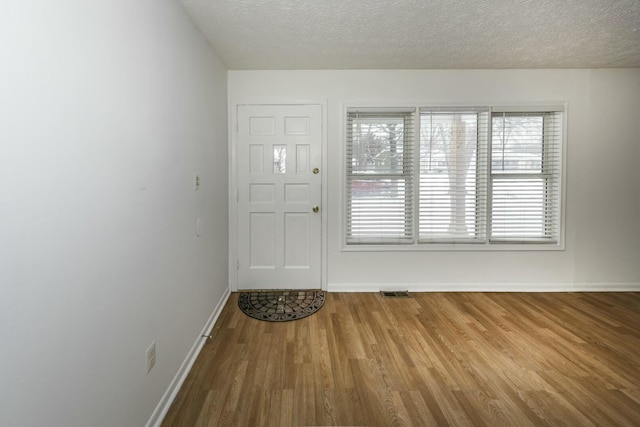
[237,105,322,290]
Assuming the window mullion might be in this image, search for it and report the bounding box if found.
[413,110,421,244]
[482,110,492,244]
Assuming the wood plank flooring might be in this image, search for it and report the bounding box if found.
[162,292,640,426]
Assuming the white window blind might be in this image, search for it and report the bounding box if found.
[419,109,489,242]
[490,111,563,242]
[346,110,415,243]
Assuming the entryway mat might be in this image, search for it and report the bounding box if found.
[238,290,325,322]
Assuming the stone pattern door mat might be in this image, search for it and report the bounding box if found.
[238,290,325,322]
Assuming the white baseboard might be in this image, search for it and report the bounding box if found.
[328,282,640,293]
[569,282,640,292]
[146,285,231,427]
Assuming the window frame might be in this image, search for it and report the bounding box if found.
[342,103,567,252]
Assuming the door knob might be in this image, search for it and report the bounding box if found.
[313,167,319,174]
[312,206,319,213]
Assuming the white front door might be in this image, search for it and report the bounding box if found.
[236,104,323,290]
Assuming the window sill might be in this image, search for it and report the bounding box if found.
[342,242,565,252]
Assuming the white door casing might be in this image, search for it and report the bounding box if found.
[236,104,323,290]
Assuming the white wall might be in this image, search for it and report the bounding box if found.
[0,1,228,426]
[229,69,640,290]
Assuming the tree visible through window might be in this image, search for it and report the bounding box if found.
[419,110,488,242]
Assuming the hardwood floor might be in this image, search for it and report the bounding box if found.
[162,292,640,426]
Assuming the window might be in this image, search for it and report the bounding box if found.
[345,105,564,248]
[419,109,489,242]
[346,109,414,243]
[490,111,562,242]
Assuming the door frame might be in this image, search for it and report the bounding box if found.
[228,99,328,291]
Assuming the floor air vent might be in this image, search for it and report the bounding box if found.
[380,290,411,298]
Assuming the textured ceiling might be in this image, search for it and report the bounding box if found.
[179,0,640,69]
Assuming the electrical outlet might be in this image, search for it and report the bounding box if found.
[146,341,156,374]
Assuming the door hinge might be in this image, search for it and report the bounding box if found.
[236,259,240,270]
